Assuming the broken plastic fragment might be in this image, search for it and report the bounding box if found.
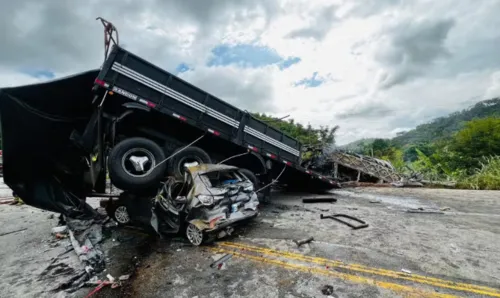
[210,253,233,269]
[51,225,68,234]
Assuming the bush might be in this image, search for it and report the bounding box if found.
[456,156,500,190]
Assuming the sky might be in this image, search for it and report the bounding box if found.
[1,0,500,145]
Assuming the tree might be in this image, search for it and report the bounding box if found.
[448,117,500,172]
[412,117,500,178]
[251,113,339,158]
[362,138,392,157]
[403,142,433,162]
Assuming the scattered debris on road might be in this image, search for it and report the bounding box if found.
[55,232,67,239]
[406,208,444,214]
[119,274,131,281]
[302,197,337,203]
[210,253,233,270]
[293,236,314,247]
[0,198,15,205]
[320,214,369,230]
[52,225,68,235]
[321,284,334,295]
[84,280,114,298]
[0,227,27,237]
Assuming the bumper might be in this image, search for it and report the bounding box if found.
[206,209,259,233]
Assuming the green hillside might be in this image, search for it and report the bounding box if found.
[339,138,375,152]
[339,98,500,189]
[392,98,500,147]
[342,98,500,153]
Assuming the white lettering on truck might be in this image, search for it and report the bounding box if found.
[112,86,138,101]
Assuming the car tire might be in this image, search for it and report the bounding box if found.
[185,223,206,246]
[108,137,167,191]
[167,146,211,179]
[110,204,131,225]
[239,168,259,189]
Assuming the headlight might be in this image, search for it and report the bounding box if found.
[197,195,214,206]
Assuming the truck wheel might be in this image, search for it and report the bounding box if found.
[239,168,259,189]
[167,146,211,179]
[108,137,167,191]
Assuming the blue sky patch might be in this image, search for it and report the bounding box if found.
[175,63,191,73]
[20,68,55,79]
[207,44,301,70]
[294,72,324,88]
[278,57,301,70]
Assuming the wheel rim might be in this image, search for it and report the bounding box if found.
[186,223,203,246]
[121,148,156,177]
[178,156,202,175]
[114,206,130,224]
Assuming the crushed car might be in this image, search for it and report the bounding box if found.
[103,164,259,245]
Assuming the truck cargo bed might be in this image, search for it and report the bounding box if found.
[94,45,337,188]
[97,46,300,163]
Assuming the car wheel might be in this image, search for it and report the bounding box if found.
[185,223,205,246]
[108,137,167,191]
[111,205,131,225]
[167,146,211,179]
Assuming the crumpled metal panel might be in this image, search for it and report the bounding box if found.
[328,151,402,183]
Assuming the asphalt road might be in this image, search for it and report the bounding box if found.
[126,188,500,298]
[1,182,499,298]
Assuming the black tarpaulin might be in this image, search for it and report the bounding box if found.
[0,70,100,218]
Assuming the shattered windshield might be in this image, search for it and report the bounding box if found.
[201,170,245,188]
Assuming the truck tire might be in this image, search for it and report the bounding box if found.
[108,137,167,191]
[239,168,259,189]
[167,146,211,179]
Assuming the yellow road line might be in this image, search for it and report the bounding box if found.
[211,247,458,298]
[218,242,500,297]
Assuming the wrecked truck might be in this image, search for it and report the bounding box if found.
[0,28,337,220]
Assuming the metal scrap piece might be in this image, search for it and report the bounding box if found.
[320,214,369,230]
[406,208,444,214]
[302,197,337,203]
[0,227,27,237]
[293,236,314,247]
[210,253,233,269]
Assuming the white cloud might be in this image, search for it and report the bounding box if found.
[1,0,499,146]
[484,71,500,99]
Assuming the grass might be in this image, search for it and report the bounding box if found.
[456,156,500,190]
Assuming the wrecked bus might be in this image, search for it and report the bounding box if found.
[0,34,337,219]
